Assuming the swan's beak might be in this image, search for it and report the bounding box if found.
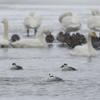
[47,33,51,35]
[92,13,95,15]
[93,33,97,38]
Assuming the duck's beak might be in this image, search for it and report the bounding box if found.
[93,33,97,38]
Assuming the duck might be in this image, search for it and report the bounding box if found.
[45,73,63,82]
[10,34,20,42]
[60,63,77,71]
[59,12,81,33]
[0,19,11,48]
[69,30,98,57]
[10,29,51,48]
[11,63,23,70]
[66,32,86,48]
[56,31,70,44]
[87,9,100,31]
[45,33,54,43]
[23,12,42,36]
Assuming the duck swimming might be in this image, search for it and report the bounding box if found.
[60,63,77,71]
[11,63,23,70]
[45,73,63,82]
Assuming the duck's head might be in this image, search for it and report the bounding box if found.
[12,63,16,66]
[60,63,67,68]
[49,73,53,77]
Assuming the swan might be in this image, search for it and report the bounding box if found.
[69,30,98,57]
[91,9,100,15]
[10,29,51,48]
[59,12,81,33]
[60,63,77,71]
[45,73,63,82]
[23,12,42,36]
[0,19,10,48]
[87,9,100,31]
[11,63,23,70]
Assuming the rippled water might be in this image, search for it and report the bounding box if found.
[0,0,100,100]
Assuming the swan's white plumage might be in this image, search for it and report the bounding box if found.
[59,12,81,32]
[69,30,98,57]
[0,19,10,48]
[10,29,51,48]
[24,12,42,36]
[88,9,100,31]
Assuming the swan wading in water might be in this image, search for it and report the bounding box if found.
[59,12,81,33]
[45,73,63,82]
[0,19,10,48]
[10,29,51,48]
[87,9,100,32]
[69,30,98,57]
[60,63,77,71]
[11,63,23,70]
[24,12,42,36]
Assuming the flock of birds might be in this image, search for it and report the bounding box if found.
[10,62,77,82]
[1,9,100,81]
[0,9,100,57]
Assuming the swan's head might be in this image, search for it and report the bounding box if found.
[1,19,8,23]
[88,30,96,37]
[92,9,100,15]
[42,29,51,35]
[59,12,72,23]
[65,12,72,16]
[29,12,35,17]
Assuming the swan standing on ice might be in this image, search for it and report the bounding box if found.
[87,9,100,31]
[59,12,81,33]
[69,30,98,57]
[60,63,77,71]
[23,12,42,36]
[0,19,10,48]
[45,73,63,82]
[10,29,51,48]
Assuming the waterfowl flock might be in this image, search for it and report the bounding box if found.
[1,10,100,82]
[0,10,100,50]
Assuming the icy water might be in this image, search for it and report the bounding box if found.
[0,0,100,100]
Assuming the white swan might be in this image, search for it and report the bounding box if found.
[23,12,42,36]
[87,9,100,31]
[91,9,100,15]
[10,29,51,48]
[0,19,10,48]
[69,30,98,57]
[59,12,81,33]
